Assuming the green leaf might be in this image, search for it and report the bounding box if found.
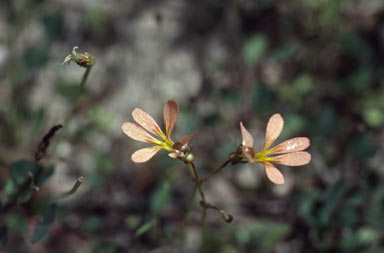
[23,45,50,69]
[17,189,33,204]
[347,67,373,92]
[136,219,157,236]
[279,114,306,139]
[313,104,339,137]
[252,84,276,114]
[91,240,122,253]
[150,181,171,216]
[10,160,39,186]
[41,12,63,40]
[348,134,377,161]
[271,43,296,62]
[362,107,384,128]
[35,165,54,187]
[243,35,268,65]
[56,82,85,103]
[367,187,384,228]
[0,225,7,247]
[81,216,103,233]
[94,154,114,175]
[31,203,57,243]
[236,220,291,250]
[89,106,115,131]
[279,74,313,108]
[6,214,28,232]
[4,179,16,198]
[320,179,347,225]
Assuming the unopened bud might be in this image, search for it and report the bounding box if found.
[220,210,233,223]
[63,46,95,68]
[185,153,194,163]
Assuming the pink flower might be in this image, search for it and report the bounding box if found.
[240,114,311,185]
[121,100,195,163]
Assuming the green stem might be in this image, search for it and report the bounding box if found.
[188,163,206,203]
[51,67,92,156]
[200,206,207,250]
[59,176,83,198]
[80,66,91,90]
[181,184,197,249]
[200,159,231,183]
[187,162,208,251]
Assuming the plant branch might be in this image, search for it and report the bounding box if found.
[200,159,231,183]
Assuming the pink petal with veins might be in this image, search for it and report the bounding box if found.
[132,108,163,137]
[168,152,179,159]
[271,137,310,154]
[265,163,285,185]
[240,122,254,147]
[121,122,159,143]
[131,146,161,163]
[179,131,197,145]
[264,114,284,149]
[163,100,179,138]
[273,151,311,166]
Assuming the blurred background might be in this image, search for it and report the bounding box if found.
[1,0,384,252]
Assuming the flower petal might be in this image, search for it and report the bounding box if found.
[121,122,160,143]
[131,146,161,163]
[272,151,311,166]
[270,137,310,154]
[265,163,285,185]
[132,108,163,137]
[241,146,255,163]
[168,152,179,159]
[264,113,284,149]
[179,131,197,145]
[240,122,254,147]
[163,100,179,138]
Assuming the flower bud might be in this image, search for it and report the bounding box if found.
[63,46,95,68]
[185,153,194,163]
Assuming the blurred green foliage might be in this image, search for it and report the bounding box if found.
[1,0,384,252]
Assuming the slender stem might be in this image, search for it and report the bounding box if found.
[80,67,91,90]
[181,184,197,249]
[200,159,231,183]
[200,206,207,250]
[187,162,208,251]
[59,176,84,198]
[64,66,92,126]
[188,163,205,203]
[51,67,92,156]
[184,185,197,223]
